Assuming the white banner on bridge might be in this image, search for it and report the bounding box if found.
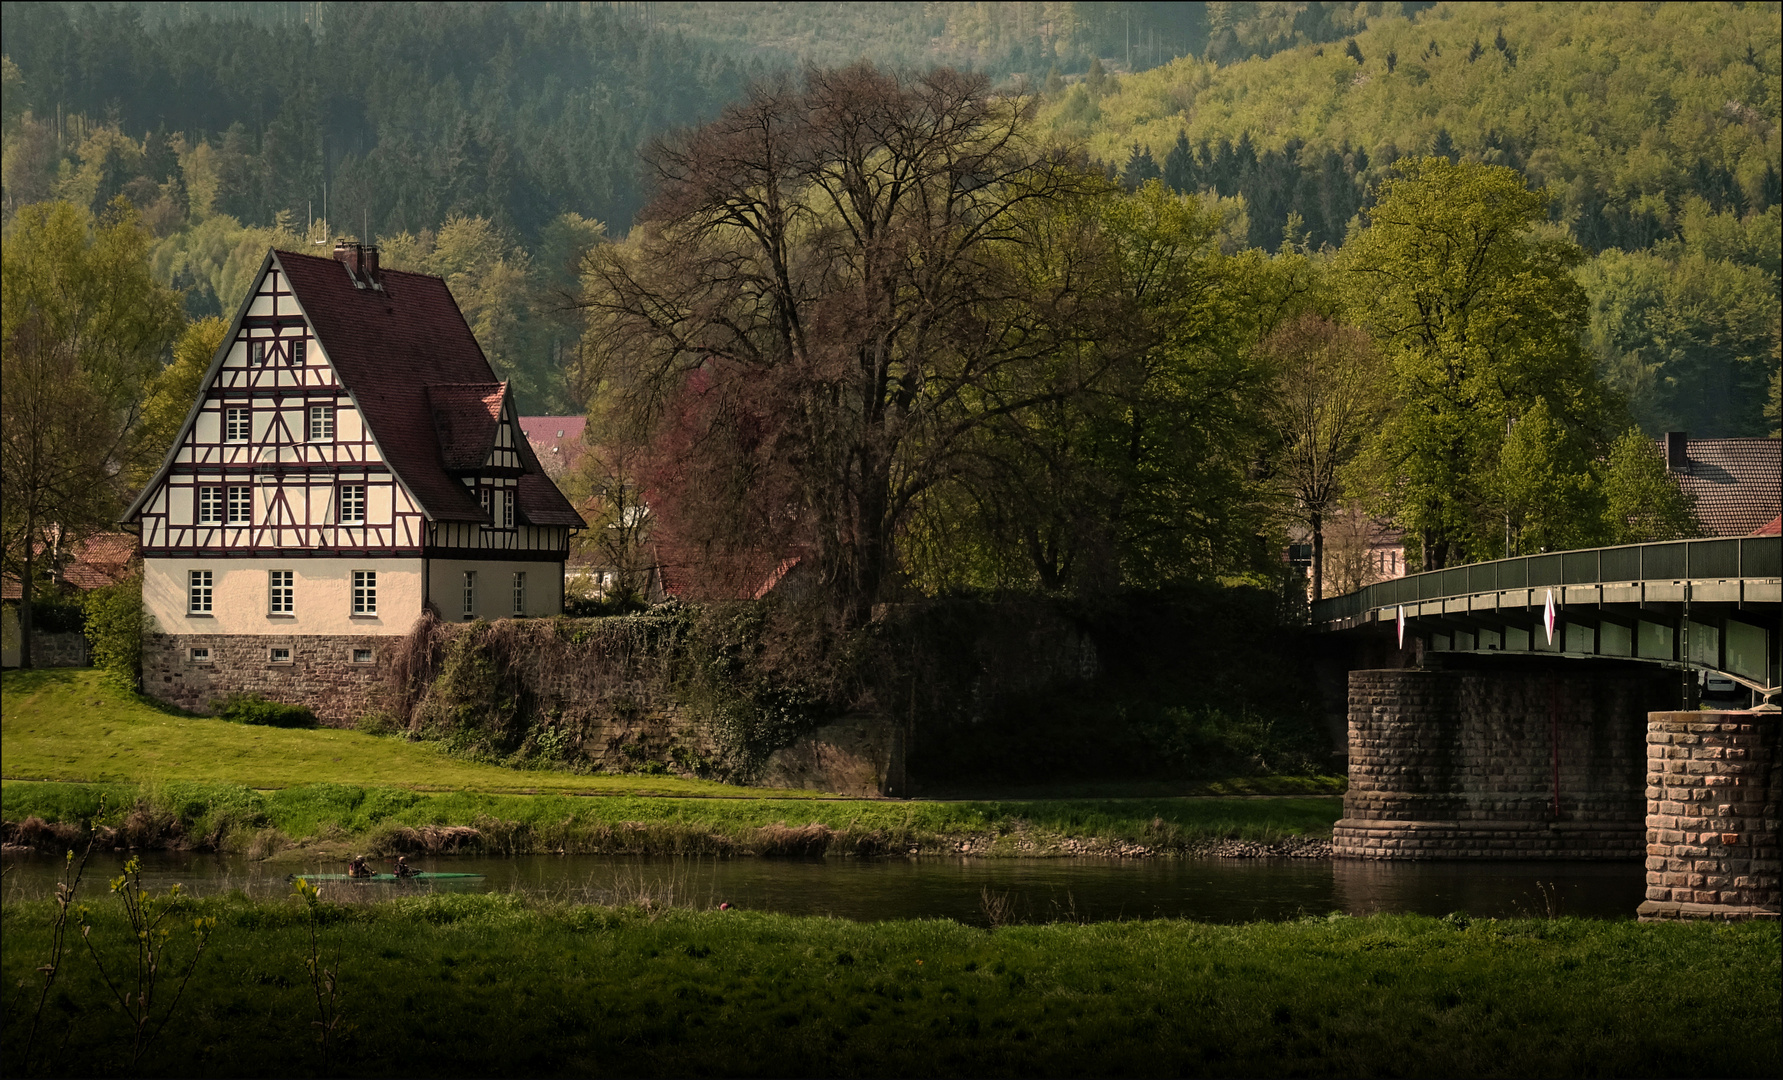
[1544,589,1557,644]
[1397,605,1405,649]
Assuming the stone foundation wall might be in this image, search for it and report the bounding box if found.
[1639,711,1781,922]
[143,633,394,725]
[1335,663,1674,859]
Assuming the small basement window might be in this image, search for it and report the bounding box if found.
[190,647,212,663]
[269,647,292,663]
[351,648,374,664]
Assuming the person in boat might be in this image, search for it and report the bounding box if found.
[393,856,417,878]
[347,855,372,878]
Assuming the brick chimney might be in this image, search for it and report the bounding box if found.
[1664,431,1689,472]
[332,240,382,289]
[333,239,364,280]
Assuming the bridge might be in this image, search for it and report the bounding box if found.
[1310,536,1780,922]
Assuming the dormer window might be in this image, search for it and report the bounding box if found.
[480,487,492,516]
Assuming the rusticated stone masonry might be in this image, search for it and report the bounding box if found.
[143,632,393,726]
[1334,662,1675,859]
[1639,711,1780,922]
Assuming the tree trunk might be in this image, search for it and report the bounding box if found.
[19,504,35,669]
[1311,510,1324,601]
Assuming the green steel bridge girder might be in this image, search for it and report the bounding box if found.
[1310,536,1782,691]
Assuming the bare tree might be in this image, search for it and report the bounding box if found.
[579,65,1112,624]
[1260,314,1385,600]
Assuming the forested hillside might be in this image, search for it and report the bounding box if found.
[2,1,1778,428]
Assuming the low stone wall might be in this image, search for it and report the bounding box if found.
[1335,662,1675,859]
[143,633,394,725]
[760,714,905,797]
[1639,710,1781,922]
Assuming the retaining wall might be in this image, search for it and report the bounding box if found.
[1639,710,1781,921]
[1335,662,1674,859]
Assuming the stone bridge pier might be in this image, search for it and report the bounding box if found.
[1639,711,1780,921]
[1334,660,1676,859]
[1335,660,1781,920]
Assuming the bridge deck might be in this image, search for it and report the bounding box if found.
[1311,537,1781,687]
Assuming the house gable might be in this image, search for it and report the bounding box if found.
[127,253,427,554]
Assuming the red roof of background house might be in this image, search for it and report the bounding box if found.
[273,251,583,528]
[1751,515,1782,537]
[519,416,588,474]
[2,532,137,600]
[1664,437,1782,538]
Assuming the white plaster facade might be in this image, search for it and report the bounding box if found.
[143,557,425,637]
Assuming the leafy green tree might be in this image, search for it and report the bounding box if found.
[1600,428,1700,544]
[2,198,182,667]
[131,316,228,487]
[1495,398,1604,555]
[1342,157,1610,568]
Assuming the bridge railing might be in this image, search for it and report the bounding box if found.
[1310,537,1783,626]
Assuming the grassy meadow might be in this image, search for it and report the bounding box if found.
[2,668,1343,857]
[3,892,1776,1078]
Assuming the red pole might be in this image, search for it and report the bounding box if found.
[1549,675,1561,819]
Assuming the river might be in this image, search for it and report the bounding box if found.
[1,851,1644,924]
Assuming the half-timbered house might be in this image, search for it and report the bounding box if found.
[125,242,583,720]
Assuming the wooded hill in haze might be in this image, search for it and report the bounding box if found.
[2,1,1778,431]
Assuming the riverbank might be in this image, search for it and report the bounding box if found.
[4,893,1775,1077]
[0,780,1342,860]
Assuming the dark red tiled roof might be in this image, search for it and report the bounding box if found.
[427,384,506,470]
[276,251,580,528]
[1661,437,1782,538]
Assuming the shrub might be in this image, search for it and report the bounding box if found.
[82,571,146,689]
[212,693,317,728]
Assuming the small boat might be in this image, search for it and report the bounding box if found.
[291,872,485,883]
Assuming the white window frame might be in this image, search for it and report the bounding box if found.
[269,646,292,664]
[225,407,251,442]
[249,339,267,365]
[269,570,294,615]
[462,571,477,618]
[479,487,492,518]
[502,489,514,528]
[512,571,526,615]
[352,570,377,615]
[309,405,335,441]
[189,570,213,613]
[339,485,366,525]
[197,486,223,524]
[190,646,212,663]
[226,486,252,525]
[351,648,374,664]
[290,338,307,366]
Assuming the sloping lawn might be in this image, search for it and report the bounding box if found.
[0,668,782,797]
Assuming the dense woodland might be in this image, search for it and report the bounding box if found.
[3,2,1780,633]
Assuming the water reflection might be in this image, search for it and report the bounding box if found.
[1,851,1644,924]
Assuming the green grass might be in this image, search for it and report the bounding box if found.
[4,894,1776,1077]
[3,668,1344,856]
[0,668,797,796]
[1,780,1342,858]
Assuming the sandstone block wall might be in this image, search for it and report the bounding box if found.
[1639,711,1780,921]
[1335,664,1673,859]
[143,632,393,725]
